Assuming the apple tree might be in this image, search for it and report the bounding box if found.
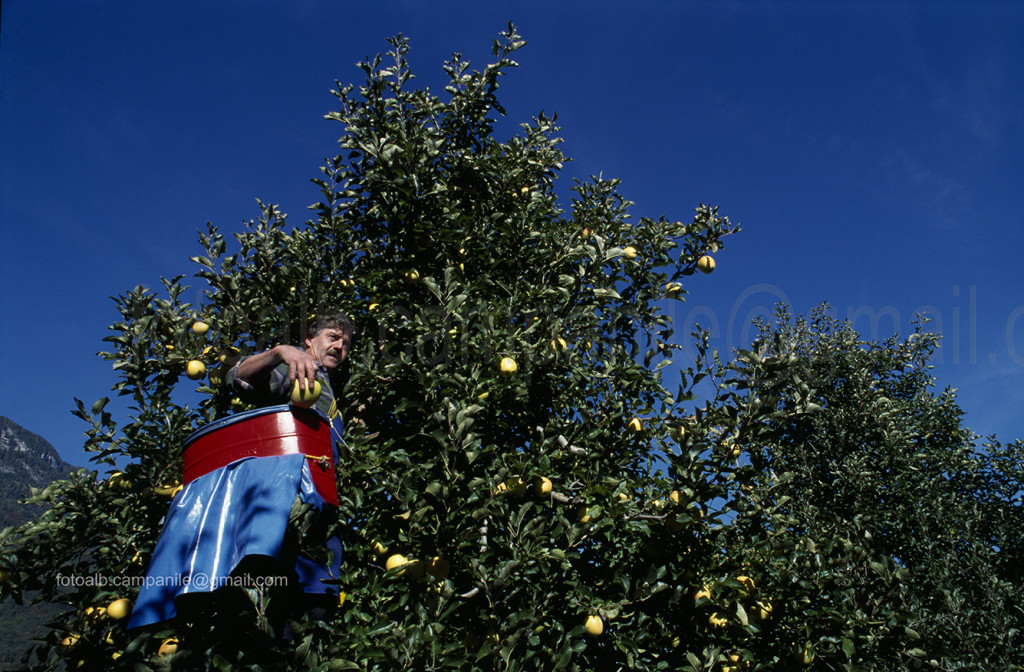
[713,305,1024,670]
[0,26,745,671]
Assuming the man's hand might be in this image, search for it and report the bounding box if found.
[275,345,322,389]
[235,344,321,390]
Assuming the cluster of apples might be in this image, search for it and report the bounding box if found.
[63,598,177,661]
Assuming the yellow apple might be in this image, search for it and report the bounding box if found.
[577,505,593,523]
[340,278,356,292]
[338,591,346,606]
[584,614,604,636]
[664,282,683,297]
[736,575,755,597]
[191,321,210,335]
[533,476,553,497]
[153,483,181,497]
[550,337,567,352]
[405,270,420,284]
[158,637,179,656]
[185,360,206,380]
[627,417,643,433]
[754,600,773,620]
[708,612,729,629]
[106,598,132,622]
[499,356,518,377]
[290,379,322,407]
[696,255,715,274]
[623,246,637,259]
[370,539,388,557]
[384,554,424,580]
[694,585,712,603]
[385,554,409,575]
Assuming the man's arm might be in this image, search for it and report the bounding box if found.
[234,344,321,391]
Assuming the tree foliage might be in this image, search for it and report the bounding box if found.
[0,26,1020,672]
[721,307,1024,670]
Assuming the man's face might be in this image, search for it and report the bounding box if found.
[305,327,353,373]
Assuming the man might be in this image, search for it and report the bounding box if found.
[128,312,355,629]
[231,313,354,414]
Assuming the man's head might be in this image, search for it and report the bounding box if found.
[305,312,355,373]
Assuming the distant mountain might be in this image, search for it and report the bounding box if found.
[0,417,78,669]
[0,416,77,529]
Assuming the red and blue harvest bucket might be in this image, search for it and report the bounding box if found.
[182,405,337,505]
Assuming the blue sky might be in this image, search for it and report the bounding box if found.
[2,1,1022,465]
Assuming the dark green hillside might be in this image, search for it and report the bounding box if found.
[0,417,75,528]
[0,417,76,669]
